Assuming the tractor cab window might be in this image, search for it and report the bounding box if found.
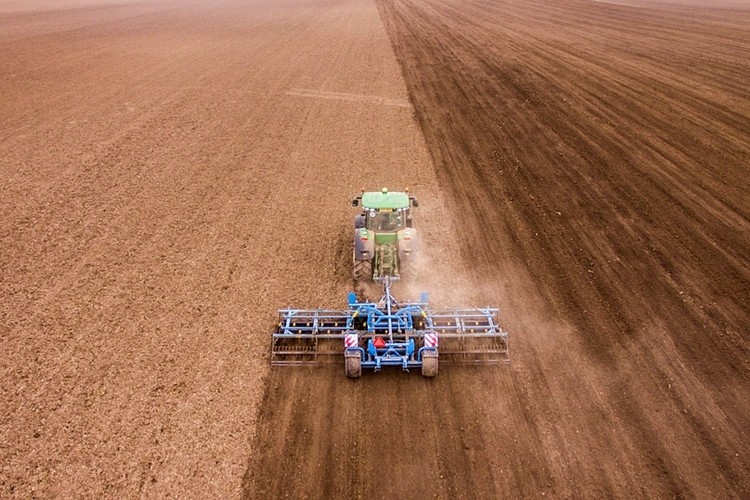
[366,209,405,232]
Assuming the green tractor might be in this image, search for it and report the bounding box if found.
[352,188,419,283]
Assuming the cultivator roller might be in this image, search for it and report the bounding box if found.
[271,277,509,377]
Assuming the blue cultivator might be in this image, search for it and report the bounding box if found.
[271,278,509,377]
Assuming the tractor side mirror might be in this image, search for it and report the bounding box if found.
[411,197,419,207]
[352,198,360,207]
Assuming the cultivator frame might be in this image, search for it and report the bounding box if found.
[271,277,509,377]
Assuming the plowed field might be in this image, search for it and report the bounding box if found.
[1,0,748,498]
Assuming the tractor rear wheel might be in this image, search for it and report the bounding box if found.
[400,257,417,281]
[421,351,438,378]
[353,258,372,281]
[345,352,362,378]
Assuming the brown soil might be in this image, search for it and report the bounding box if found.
[1,0,748,498]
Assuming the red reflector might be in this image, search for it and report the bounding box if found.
[373,337,386,348]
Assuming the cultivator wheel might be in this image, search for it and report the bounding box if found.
[421,351,438,377]
[345,351,362,378]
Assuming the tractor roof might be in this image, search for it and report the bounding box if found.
[361,188,410,209]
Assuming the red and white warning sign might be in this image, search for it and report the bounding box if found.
[424,333,438,348]
[344,333,358,348]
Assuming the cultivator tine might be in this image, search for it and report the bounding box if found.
[271,309,350,366]
[427,308,510,365]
